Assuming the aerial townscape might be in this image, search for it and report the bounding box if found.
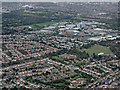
[0,1,120,89]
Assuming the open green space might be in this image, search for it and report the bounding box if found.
[52,56,64,62]
[73,17,105,21]
[81,45,113,56]
[19,21,56,29]
[52,83,67,87]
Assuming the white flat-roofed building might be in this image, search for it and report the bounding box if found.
[88,37,101,41]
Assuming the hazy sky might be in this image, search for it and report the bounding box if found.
[1,0,120,2]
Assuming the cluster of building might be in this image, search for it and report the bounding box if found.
[2,56,120,89]
[1,20,120,89]
[2,35,58,63]
[28,21,120,49]
[1,2,120,89]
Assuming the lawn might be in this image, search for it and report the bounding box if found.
[53,83,66,86]
[81,45,113,56]
[52,83,69,87]
[52,56,63,61]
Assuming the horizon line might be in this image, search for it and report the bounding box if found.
[1,1,119,3]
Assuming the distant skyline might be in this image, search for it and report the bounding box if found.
[1,0,120,2]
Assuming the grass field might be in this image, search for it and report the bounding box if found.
[52,83,66,87]
[52,56,63,61]
[35,21,56,27]
[81,45,113,56]
[73,17,105,21]
[19,21,56,29]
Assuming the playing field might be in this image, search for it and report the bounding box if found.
[81,45,113,56]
